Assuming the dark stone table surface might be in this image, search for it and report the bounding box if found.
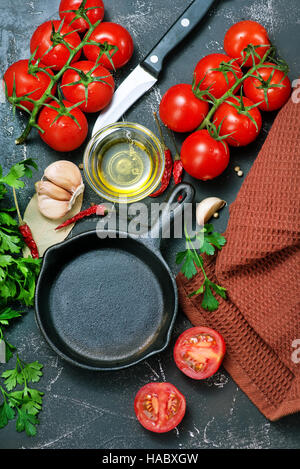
[0,0,299,450]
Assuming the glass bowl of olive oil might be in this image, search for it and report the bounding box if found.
[83,122,165,203]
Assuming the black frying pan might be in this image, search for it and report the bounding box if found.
[35,183,194,371]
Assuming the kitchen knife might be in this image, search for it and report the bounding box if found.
[92,0,215,135]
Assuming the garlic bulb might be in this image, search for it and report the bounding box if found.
[196,197,226,225]
[36,161,84,220]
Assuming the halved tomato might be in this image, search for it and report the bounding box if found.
[174,327,226,380]
[134,382,186,433]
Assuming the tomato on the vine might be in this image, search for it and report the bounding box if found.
[134,382,186,433]
[61,60,115,113]
[159,84,209,133]
[193,53,243,99]
[3,59,57,112]
[180,130,230,180]
[224,20,271,67]
[59,0,105,34]
[83,22,134,70]
[30,20,81,71]
[213,96,262,146]
[37,100,88,152]
[174,327,226,380]
[243,63,291,111]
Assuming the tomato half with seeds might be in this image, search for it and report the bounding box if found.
[174,327,226,380]
[59,0,105,34]
[134,382,186,433]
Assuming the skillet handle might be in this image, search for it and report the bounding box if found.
[146,183,195,249]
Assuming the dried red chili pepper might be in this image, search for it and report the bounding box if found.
[55,204,107,230]
[167,128,184,185]
[173,159,184,184]
[18,223,39,259]
[12,187,39,259]
[149,112,173,198]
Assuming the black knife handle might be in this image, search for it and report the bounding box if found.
[141,0,215,78]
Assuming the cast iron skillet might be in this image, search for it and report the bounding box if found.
[35,183,194,371]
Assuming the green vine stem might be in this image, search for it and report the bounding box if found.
[7,1,112,145]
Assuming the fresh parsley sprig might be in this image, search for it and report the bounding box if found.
[0,355,43,436]
[176,224,226,312]
[0,159,44,437]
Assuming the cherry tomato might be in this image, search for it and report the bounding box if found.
[3,59,57,112]
[224,20,271,68]
[243,63,291,111]
[30,20,81,71]
[83,22,134,70]
[134,382,186,433]
[37,99,88,152]
[174,327,226,380]
[180,130,230,180]
[213,96,262,147]
[193,53,243,99]
[159,84,209,133]
[61,60,114,113]
[59,0,104,34]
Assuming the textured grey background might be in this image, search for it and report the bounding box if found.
[0,0,299,450]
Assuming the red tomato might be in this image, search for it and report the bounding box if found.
[37,99,88,152]
[193,53,243,99]
[134,382,186,433]
[180,130,230,180]
[83,22,134,70]
[159,84,209,133]
[30,20,81,71]
[224,20,271,68]
[243,63,291,111]
[61,60,114,113]
[59,0,104,34]
[213,96,262,146]
[174,327,226,380]
[3,59,57,112]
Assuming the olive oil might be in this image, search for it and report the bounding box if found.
[97,138,153,195]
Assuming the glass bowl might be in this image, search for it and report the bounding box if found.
[83,122,165,203]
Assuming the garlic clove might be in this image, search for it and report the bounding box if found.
[36,180,72,202]
[44,160,83,193]
[37,194,70,220]
[68,182,85,210]
[196,197,226,225]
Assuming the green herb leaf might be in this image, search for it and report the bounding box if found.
[177,225,227,312]
[176,249,202,280]
[201,280,220,312]
[0,400,15,429]
[16,407,39,437]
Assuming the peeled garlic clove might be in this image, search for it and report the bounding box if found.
[196,197,226,225]
[37,194,70,220]
[68,183,85,209]
[36,181,72,202]
[44,160,83,193]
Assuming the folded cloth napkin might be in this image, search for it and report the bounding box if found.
[176,94,300,421]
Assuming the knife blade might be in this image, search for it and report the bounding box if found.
[92,0,215,135]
